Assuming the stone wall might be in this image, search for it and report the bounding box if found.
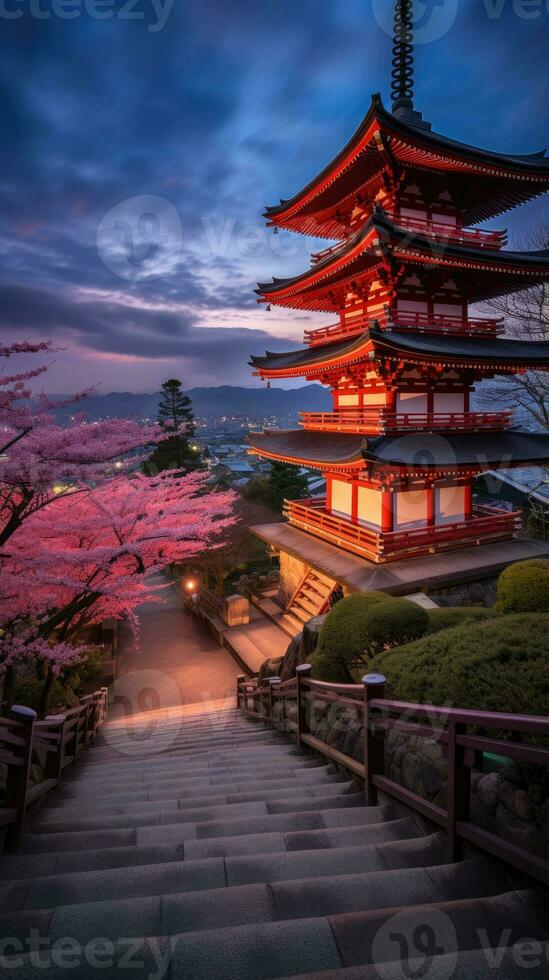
[429,575,498,608]
[278,551,310,607]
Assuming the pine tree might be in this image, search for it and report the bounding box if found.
[145,379,200,474]
[266,461,309,514]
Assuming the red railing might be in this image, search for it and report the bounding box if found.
[0,688,108,851]
[303,311,503,347]
[284,498,520,563]
[303,315,372,347]
[310,240,350,266]
[299,409,513,434]
[236,669,549,884]
[391,215,507,249]
[390,310,504,336]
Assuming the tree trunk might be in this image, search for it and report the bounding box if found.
[2,666,16,709]
[39,666,55,718]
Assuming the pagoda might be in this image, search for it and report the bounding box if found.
[247,1,549,605]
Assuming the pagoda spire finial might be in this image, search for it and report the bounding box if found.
[391,0,414,112]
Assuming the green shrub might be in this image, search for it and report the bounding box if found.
[496,559,549,615]
[426,606,493,634]
[312,592,428,683]
[371,613,549,717]
[13,676,78,715]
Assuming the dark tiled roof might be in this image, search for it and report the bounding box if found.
[256,213,549,298]
[363,431,549,469]
[247,429,364,466]
[247,428,549,471]
[371,328,549,366]
[265,96,549,227]
[249,331,369,371]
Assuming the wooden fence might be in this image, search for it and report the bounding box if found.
[0,688,108,851]
[237,668,549,886]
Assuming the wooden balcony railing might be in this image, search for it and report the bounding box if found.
[299,409,513,434]
[303,315,372,347]
[302,311,503,347]
[284,497,521,563]
[0,688,108,851]
[236,669,549,884]
[391,215,507,249]
[390,310,504,336]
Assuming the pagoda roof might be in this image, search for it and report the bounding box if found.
[247,428,549,473]
[256,212,549,312]
[265,96,549,236]
[363,430,549,473]
[247,429,364,471]
[250,325,549,381]
[368,328,549,371]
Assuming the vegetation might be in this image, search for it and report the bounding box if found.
[371,614,549,718]
[145,378,200,474]
[312,592,428,683]
[13,647,103,715]
[495,559,549,615]
[426,606,492,634]
[244,462,309,515]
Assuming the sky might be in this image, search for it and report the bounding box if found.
[1,0,548,393]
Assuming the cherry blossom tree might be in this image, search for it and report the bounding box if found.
[0,341,236,712]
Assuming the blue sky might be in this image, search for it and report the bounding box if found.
[1,0,548,392]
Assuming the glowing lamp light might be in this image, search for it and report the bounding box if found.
[115,461,123,469]
[185,579,196,592]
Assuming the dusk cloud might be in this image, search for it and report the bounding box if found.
[1,0,548,391]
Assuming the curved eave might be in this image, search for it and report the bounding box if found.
[247,430,365,472]
[265,97,549,232]
[257,215,549,314]
[371,328,549,373]
[249,331,374,379]
[363,432,549,475]
[256,221,380,304]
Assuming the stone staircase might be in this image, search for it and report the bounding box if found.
[286,568,336,628]
[1,707,548,979]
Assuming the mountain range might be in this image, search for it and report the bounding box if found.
[52,385,332,423]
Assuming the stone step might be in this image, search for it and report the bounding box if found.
[56,760,329,799]
[0,857,510,948]
[39,772,344,815]
[183,816,418,860]
[16,833,447,911]
[0,809,400,879]
[80,733,291,767]
[68,743,303,781]
[273,946,549,980]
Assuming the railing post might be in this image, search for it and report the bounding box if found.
[447,721,470,863]
[236,674,245,711]
[6,705,37,852]
[296,664,312,751]
[268,677,281,729]
[362,673,386,806]
[43,715,66,784]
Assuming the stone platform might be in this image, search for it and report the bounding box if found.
[250,522,549,597]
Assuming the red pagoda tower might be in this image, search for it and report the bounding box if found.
[248,2,549,604]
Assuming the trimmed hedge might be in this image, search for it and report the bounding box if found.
[426,606,493,634]
[312,592,428,683]
[371,613,549,717]
[496,559,549,615]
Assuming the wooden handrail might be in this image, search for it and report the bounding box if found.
[0,687,109,853]
[239,669,549,884]
[299,409,513,434]
[284,497,520,563]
